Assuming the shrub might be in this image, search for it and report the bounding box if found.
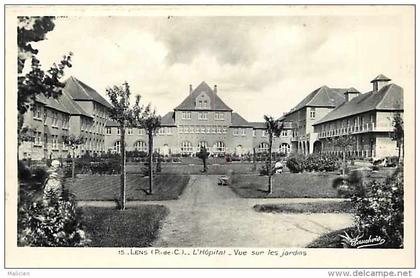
[351,166,403,248]
[18,161,32,182]
[258,161,275,176]
[18,189,90,247]
[31,167,49,184]
[286,155,304,173]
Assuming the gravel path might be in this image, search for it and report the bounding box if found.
[151,175,353,247]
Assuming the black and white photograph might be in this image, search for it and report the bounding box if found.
[4,4,415,269]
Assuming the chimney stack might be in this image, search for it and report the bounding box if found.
[371,74,391,92]
[344,87,360,102]
[189,84,193,95]
[214,85,217,94]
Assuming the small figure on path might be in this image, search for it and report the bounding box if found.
[274,159,283,174]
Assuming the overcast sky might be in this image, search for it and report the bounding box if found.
[31,13,413,121]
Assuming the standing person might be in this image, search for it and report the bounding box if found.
[43,160,63,198]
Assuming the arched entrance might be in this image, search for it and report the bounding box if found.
[313,141,322,154]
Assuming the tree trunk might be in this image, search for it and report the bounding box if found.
[72,147,76,182]
[120,125,126,210]
[342,151,346,178]
[268,132,273,194]
[148,131,154,194]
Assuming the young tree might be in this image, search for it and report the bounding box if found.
[263,115,285,194]
[197,146,209,173]
[139,108,161,195]
[63,135,86,182]
[17,17,73,137]
[106,82,144,210]
[329,135,356,177]
[391,113,404,162]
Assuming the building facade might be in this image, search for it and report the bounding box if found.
[281,86,351,155]
[104,82,292,156]
[19,76,112,160]
[312,75,404,158]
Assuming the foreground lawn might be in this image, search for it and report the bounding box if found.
[230,172,339,198]
[253,201,353,214]
[66,174,190,201]
[81,205,168,247]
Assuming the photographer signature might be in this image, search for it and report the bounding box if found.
[339,231,386,248]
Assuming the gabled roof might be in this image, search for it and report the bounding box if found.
[230,112,252,127]
[371,74,391,83]
[161,112,176,126]
[64,76,112,109]
[35,94,70,115]
[60,90,92,118]
[286,86,349,115]
[314,83,403,125]
[174,81,232,111]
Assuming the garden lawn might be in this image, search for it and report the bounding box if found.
[230,172,340,198]
[80,205,168,247]
[253,201,353,214]
[65,174,189,201]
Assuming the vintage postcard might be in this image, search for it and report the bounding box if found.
[4,5,415,269]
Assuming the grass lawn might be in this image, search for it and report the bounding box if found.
[80,205,168,247]
[65,174,190,201]
[230,172,340,198]
[253,201,353,214]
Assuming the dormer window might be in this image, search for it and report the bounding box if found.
[195,92,210,109]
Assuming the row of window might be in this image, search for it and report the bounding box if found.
[181,111,225,121]
[178,125,228,134]
[320,114,375,132]
[33,104,70,129]
[112,140,291,154]
[106,127,175,136]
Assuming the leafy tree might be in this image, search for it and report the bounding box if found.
[17,16,72,149]
[138,108,161,195]
[106,82,144,210]
[197,146,209,173]
[263,115,285,194]
[329,135,356,177]
[391,113,404,161]
[63,135,86,181]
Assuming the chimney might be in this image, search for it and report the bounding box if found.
[344,87,360,102]
[214,85,217,94]
[371,74,391,92]
[189,84,193,95]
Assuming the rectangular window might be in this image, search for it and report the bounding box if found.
[127,128,133,135]
[204,100,208,108]
[106,127,111,134]
[262,130,267,137]
[201,126,205,133]
[206,127,211,133]
[215,112,224,121]
[253,130,256,137]
[116,128,120,135]
[179,126,184,133]
[281,130,288,137]
[310,108,316,119]
[198,101,202,108]
[233,129,238,136]
[139,129,144,135]
[241,129,246,136]
[198,112,208,120]
[223,127,227,134]
[182,111,191,120]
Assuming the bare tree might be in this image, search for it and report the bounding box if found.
[391,113,404,162]
[106,82,144,210]
[139,108,161,195]
[329,135,356,177]
[263,115,285,194]
[63,135,86,182]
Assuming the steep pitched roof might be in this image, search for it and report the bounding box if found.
[230,112,252,127]
[314,83,403,125]
[35,94,70,115]
[286,86,348,115]
[160,112,176,126]
[174,81,232,111]
[59,90,92,118]
[105,120,119,127]
[64,76,112,109]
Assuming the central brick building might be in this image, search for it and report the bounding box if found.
[105,82,292,156]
